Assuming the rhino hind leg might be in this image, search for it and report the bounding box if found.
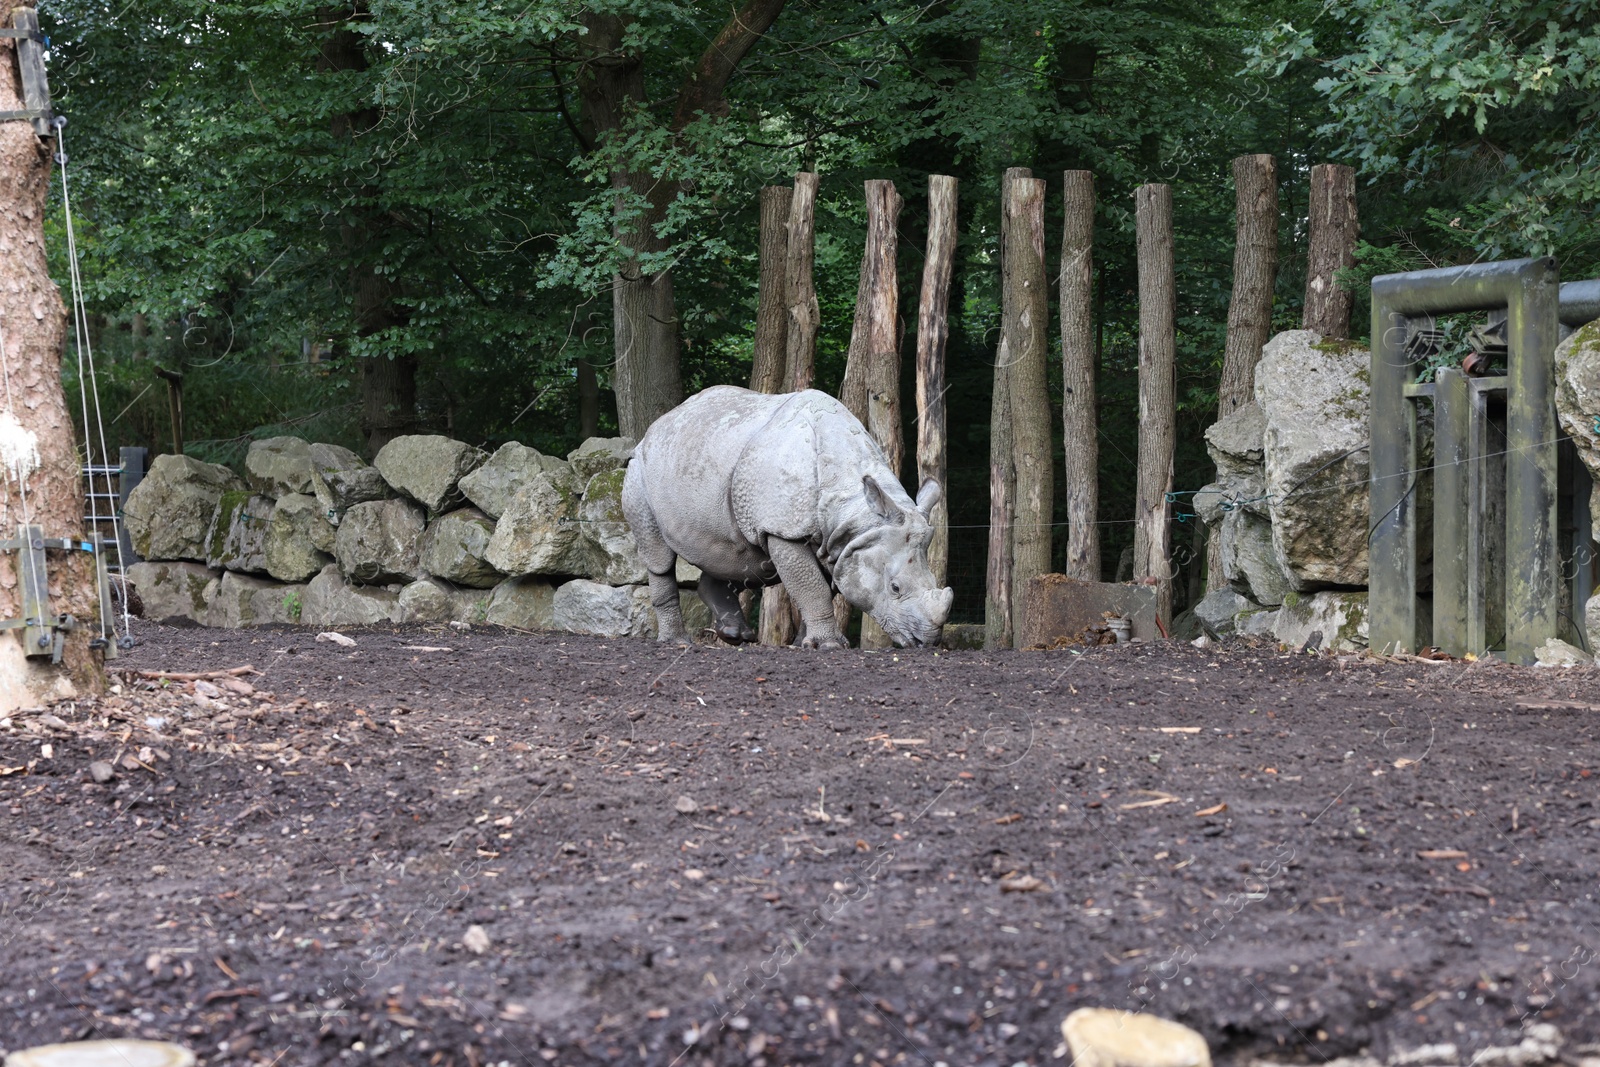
[647,568,691,645]
[767,537,847,650]
[624,476,690,645]
[698,578,756,644]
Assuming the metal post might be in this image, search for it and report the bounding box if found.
[117,446,146,567]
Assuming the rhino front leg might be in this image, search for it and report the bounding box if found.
[697,578,756,643]
[767,537,847,649]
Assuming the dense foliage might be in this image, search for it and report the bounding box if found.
[35,0,1599,613]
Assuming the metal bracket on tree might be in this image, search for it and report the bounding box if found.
[1,9,52,136]
[0,525,123,663]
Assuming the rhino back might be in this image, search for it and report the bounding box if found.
[632,386,788,565]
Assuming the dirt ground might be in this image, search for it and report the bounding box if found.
[3,622,1600,1067]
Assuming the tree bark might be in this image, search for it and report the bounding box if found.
[783,172,820,392]
[750,184,792,395]
[1303,162,1357,339]
[1060,170,1099,582]
[985,168,1027,650]
[838,180,901,649]
[1004,169,1051,640]
[0,14,101,709]
[319,6,417,455]
[1210,154,1279,591]
[754,185,796,646]
[1134,183,1176,630]
[916,174,958,587]
[577,356,600,439]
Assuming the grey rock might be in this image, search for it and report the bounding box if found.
[1555,319,1600,528]
[1237,609,1280,637]
[204,492,275,574]
[1256,330,1372,588]
[125,561,220,621]
[301,564,404,627]
[206,571,306,628]
[1274,591,1369,652]
[567,436,635,483]
[1204,401,1270,515]
[244,436,315,496]
[1587,592,1600,645]
[1193,588,1263,637]
[459,442,575,520]
[333,499,426,585]
[311,441,390,516]
[1221,508,1294,607]
[483,470,589,576]
[310,441,364,474]
[420,508,502,588]
[373,434,487,513]
[123,454,245,562]
[580,469,646,584]
[483,576,557,630]
[1535,637,1592,668]
[398,578,490,625]
[265,493,334,582]
[551,579,652,638]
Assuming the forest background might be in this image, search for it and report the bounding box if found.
[40,0,1600,622]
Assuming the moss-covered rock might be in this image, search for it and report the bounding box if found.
[123,454,245,562]
[204,492,275,574]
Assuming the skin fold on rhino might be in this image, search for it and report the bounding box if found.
[621,386,955,648]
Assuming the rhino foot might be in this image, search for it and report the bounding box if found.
[799,633,848,651]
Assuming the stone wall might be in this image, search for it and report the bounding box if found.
[123,433,712,638]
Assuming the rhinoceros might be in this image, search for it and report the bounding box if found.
[621,386,954,648]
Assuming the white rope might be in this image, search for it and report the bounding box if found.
[54,119,131,644]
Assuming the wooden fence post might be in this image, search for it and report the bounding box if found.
[1304,163,1357,338]
[838,179,901,647]
[1004,169,1051,640]
[1134,183,1176,630]
[917,174,958,587]
[784,172,821,391]
[1209,154,1279,591]
[751,184,793,395]
[1060,170,1098,581]
[985,168,1027,650]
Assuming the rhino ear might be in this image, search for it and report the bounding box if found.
[862,474,905,525]
[915,479,942,518]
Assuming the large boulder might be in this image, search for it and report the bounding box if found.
[244,436,315,496]
[1198,402,1294,605]
[333,499,426,584]
[459,442,575,520]
[1255,331,1372,589]
[310,442,390,519]
[579,469,646,584]
[1192,587,1264,637]
[204,492,274,574]
[265,493,334,582]
[1273,591,1369,652]
[301,564,404,627]
[1555,319,1600,527]
[398,578,489,625]
[483,576,557,630]
[207,572,306,628]
[1219,509,1292,607]
[419,508,502,588]
[483,470,589,577]
[551,579,652,638]
[125,561,220,622]
[373,434,487,513]
[567,436,635,483]
[123,454,245,562]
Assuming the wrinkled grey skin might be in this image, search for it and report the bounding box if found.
[622,386,955,648]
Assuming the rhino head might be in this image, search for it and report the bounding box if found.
[834,475,955,648]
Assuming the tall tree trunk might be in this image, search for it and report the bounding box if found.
[1303,163,1357,339]
[1004,169,1051,639]
[577,356,600,439]
[750,184,792,395]
[1134,184,1176,630]
[755,184,796,646]
[1060,170,1099,582]
[0,15,100,709]
[916,174,958,587]
[784,172,820,392]
[838,180,901,648]
[318,7,416,455]
[577,1,787,439]
[1210,154,1279,591]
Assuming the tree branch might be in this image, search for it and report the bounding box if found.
[671,0,788,131]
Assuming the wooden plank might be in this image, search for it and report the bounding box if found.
[17,524,51,658]
[11,8,51,137]
[1432,369,1470,655]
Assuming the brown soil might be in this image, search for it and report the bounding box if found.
[3,623,1600,1067]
